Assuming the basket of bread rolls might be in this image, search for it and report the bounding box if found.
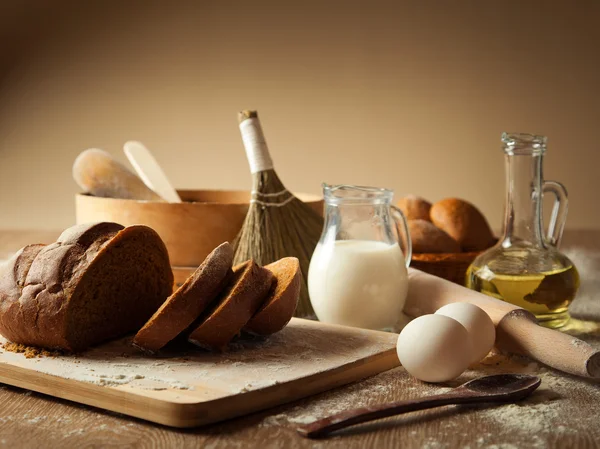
[397,196,496,285]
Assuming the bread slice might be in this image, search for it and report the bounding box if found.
[243,257,301,336]
[0,222,173,351]
[188,260,273,351]
[133,242,234,353]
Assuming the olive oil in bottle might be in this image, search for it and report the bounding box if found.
[465,133,579,329]
[466,264,580,328]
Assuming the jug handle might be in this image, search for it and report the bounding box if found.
[391,205,412,267]
[542,180,568,247]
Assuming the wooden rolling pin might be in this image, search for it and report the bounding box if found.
[73,148,164,201]
[405,268,600,379]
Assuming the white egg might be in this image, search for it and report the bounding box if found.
[435,302,496,364]
[396,314,472,383]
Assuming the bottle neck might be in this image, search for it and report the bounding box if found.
[502,153,545,246]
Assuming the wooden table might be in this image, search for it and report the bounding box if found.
[1,229,600,449]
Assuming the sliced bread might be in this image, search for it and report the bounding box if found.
[0,222,173,351]
[133,242,234,353]
[244,257,301,336]
[188,260,273,351]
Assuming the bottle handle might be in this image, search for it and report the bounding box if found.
[391,205,412,267]
[542,180,569,247]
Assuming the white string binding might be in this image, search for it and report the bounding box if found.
[241,117,290,207]
[240,118,274,174]
[250,195,295,208]
[251,189,289,198]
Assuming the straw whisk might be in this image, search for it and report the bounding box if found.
[233,110,323,317]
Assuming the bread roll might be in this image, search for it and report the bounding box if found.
[430,198,495,252]
[408,219,461,253]
[396,195,432,221]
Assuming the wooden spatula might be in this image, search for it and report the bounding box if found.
[124,141,182,203]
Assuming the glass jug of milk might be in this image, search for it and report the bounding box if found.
[308,184,412,330]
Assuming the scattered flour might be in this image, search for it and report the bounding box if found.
[0,320,396,404]
[26,416,46,424]
[260,369,403,426]
[258,346,600,447]
[64,429,85,437]
[2,247,599,445]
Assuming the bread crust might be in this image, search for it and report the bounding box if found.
[133,242,234,353]
[244,257,301,336]
[430,198,495,251]
[0,222,173,351]
[188,260,273,351]
[0,244,46,344]
[408,219,461,253]
[397,196,432,221]
[0,223,124,349]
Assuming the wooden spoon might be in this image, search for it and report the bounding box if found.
[124,141,182,203]
[297,374,541,439]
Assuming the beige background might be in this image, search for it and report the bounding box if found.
[0,0,598,231]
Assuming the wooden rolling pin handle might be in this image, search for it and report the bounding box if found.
[496,309,600,378]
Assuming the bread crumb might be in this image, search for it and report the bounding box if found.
[0,342,62,358]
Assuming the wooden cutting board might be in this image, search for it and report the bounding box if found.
[0,318,399,428]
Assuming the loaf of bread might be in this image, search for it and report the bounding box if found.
[408,219,461,253]
[244,257,301,336]
[0,225,300,354]
[188,260,273,351]
[0,222,173,351]
[133,242,234,353]
[397,196,432,221]
[430,198,495,252]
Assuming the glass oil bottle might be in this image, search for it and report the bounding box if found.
[466,133,579,328]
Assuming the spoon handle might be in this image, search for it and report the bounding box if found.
[124,141,182,203]
[297,392,477,438]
